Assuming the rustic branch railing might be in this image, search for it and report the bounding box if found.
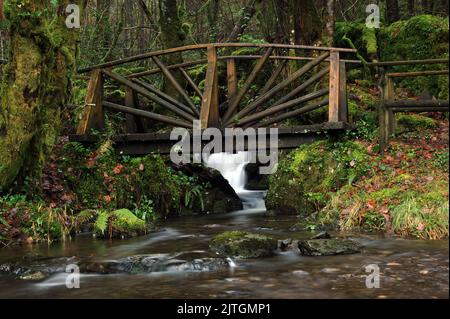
[378,59,450,151]
[76,43,356,135]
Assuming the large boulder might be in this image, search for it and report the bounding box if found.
[175,163,243,213]
[298,239,363,256]
[210,231,277,258]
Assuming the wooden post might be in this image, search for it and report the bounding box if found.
[386,76,396,136]
[125,87,145,133]
[379,74,395,152]
[76,69,104,134]
[226,58,238,110]
[328,50,340,123]
[200,46,219,129]
[338,61,348,122]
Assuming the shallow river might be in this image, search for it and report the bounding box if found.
[0,208,448,299]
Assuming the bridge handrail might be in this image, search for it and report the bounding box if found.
[77,43,357,74]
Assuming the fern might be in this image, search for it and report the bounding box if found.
[94,211,109,235]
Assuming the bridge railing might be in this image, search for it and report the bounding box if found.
[76,43,357,135]
[375,59,449,151]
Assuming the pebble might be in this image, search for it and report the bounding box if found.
[321,268,340,273]
[292,270,309,276]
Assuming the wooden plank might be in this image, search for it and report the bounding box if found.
[199,46,219,129]
[103,101,192,128]
[126,55,359,79]
[369,59,449,67]
[391,106,449,112]
[260,60,287,95]
[76,69,104,134]
[223,47,275,123]
[386,99,450,108]
[151,56,199,116]
[328,51,340,123]
[179,67,203,98]
[236,89,329,126]
[125,88,145,133]
[78,43,356,74]
[102,69,195,122]
[226,52,330,126]
[339,61,348,122]
[255,99,329,128]
[387,70,448,78]
[132,78,195,116]
[226,58,238,108]
[274,66,329,106]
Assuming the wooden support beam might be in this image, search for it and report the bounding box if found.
[132,78,195,116]
[102,69,195,122]
[328,51,340,123]
[391,106,450,112]
[260,60,287,96]
[151,56,199,116]
[274,67,329,106]
[200,46,219,129]
[339,61,348,122]
[386,99,450,108]
[255,99,329,128]
[226,58,238,107]
[369,59,449,67]
[227,52,330,126]
[387,70,449,78]
[236,88,329,126]
[179,67,203,98]
[77,69,104,134]
[125,88,145,133]
[223,47,275,123]
[103,101,192,129]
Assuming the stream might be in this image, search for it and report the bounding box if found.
[0,152,448,299]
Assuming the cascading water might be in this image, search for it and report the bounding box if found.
[203,152,267,210]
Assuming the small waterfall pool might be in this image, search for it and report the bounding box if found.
[203,152,267,211]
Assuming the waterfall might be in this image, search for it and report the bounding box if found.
[203,152,266,210]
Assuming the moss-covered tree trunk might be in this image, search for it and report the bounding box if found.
[158,0,185,98]
[0,0,84,192]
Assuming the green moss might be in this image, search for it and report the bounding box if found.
[93,209,147,238]
[267,140,371,215]
[396,114,438,132]
[210,231,277,258]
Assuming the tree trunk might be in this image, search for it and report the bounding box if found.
[158,0,186,97]
[292,0,322,45]
[0,1,85,191]
[208,0,220,42]
[324,0,336,46]
[386,0,400,24]
[407,0,415,17]
[226,0,261,42]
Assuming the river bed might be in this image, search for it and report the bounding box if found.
[0,209,448,299]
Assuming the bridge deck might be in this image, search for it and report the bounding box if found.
[69,122,352,155]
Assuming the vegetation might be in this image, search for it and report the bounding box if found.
[0,1,449,247]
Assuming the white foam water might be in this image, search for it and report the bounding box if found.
[203,152,267,210]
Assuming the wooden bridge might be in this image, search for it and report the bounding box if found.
[72,43,356,154]
[70,43,449,154]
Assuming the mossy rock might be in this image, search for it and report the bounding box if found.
[266,140,370,215]
[93,209,147,239]
[210,231,277,258]
[396,114,438,132]
[298,239,363,256]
